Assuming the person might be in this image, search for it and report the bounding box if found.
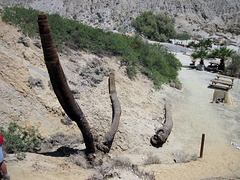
[0,132,10,180]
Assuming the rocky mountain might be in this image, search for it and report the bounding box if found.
[0,0,240,40]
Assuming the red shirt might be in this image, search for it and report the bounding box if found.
[0,133,4,146]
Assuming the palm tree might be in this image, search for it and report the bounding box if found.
[191,47,208,65]
[226,54,240,76]
[188,41,197,48]
[188,39,212,52]
[199,39,212,49]
[209,47,236,71]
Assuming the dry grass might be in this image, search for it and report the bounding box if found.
[112,156,132,167]
[70,151,90,169]
[144,154,161,165]
[173,151,198,163]
[87,154,155,180]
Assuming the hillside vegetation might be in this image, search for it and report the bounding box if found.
[131,11,191,42]
[2,6,181,88]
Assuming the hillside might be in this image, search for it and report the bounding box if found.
[1,13,240,180]
[0,0,240,43]
[0,15,167,178]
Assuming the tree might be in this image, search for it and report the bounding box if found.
[198,39,212,49]
[191,47,208,65]
[188,39,212,51]
[225,54,240,76]
[38,14,121,155]
[188,41,198,51]
[209,47,236,71]
[189,39,213,67]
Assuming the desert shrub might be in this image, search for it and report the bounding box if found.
[48,131,83,146]
[131,11,176,42]
[0,121,42,155]
[132,11,190,42]
[144,154,161,165]
[2,6,39,37]
[169,78,182,90]
[174,78,182,90]
[126,65,137,79]
[113,156,132,167]
[80,58,113,86]
[27,76,44,89]
[191,154,198,161]
[2,6,181,88]
[225,54,240,76]
[140,44,181,88]
[71,151,90,169]
[173,152,198,163]
[174,32,191,40]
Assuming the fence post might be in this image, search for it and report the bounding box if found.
[200,134,205,158]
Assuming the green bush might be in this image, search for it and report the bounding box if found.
[225,54,240,76]
[174,33,191,40]
[2,6,181,88]
[0,121,42,154]
[126,65,137,79]
[2,6,39,37]
[188,39,212,50]
[131,11,190,42]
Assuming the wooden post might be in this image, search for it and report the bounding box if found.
[200,134,205,158]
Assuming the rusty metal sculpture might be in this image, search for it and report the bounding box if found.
[38,14,121,154]
[150,102,173,147]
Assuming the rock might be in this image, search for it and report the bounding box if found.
[80,58,113,86]
[17,36,30,47]
[33,39,42,49]
[61,116,73,125]
[169,81,176,88]
[27,76,45,89]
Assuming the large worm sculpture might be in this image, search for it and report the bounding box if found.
[150,102,173,147]
[38,14,121,154]
[38,14,95,154]
[97,73,121,153]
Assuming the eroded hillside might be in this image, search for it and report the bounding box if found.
[0,0,240,40]
[0,16,170,156]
